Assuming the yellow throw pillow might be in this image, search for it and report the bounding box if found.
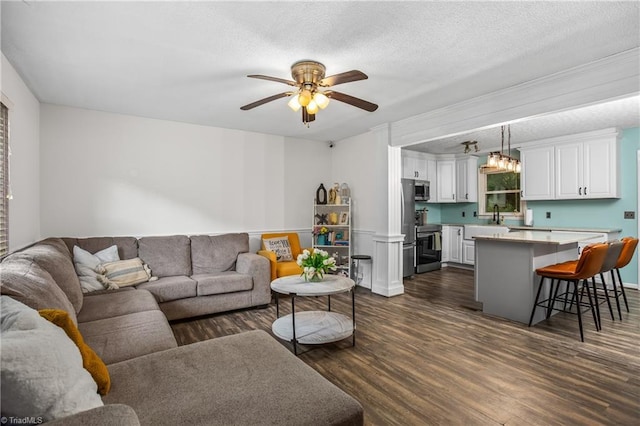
[38,309,110,395]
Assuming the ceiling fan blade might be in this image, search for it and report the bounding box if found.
[240,92,292,110]
[326,91,378,112]
[247,75,298,87]
[319,70,368,87]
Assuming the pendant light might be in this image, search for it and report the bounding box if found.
[484,125,520,173]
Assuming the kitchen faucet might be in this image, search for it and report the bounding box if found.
[493,204,501,225]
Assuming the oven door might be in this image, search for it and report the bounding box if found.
[416,231,442,273]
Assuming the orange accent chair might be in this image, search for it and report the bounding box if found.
[528,242,609,342]
[258,233,310,282]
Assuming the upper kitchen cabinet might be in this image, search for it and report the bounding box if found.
[555,136,619,199]
[425,158,437,203]
[436,160,456,203]
[456,157,478,203]
[519,128,620,201]
[520,145,555,200]
[402,150,428,180]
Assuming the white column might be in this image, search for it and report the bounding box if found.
[370,124,404,297]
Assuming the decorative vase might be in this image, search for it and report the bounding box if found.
[329,212,338,225]
[317,234,327,245]
[305,271,324,282]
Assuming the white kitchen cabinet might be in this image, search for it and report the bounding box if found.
[436,160,456,203]
[448,226,463,263]
[456,157,478,203]
[402,150,428,180]
[425,158,437,203]
[519,128,619,201]
[441,226,450,262]
[462,240,475,265]
[520,145,555,200]
[555,137,619,199]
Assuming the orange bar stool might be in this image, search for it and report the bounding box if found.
[613,237,639,313]
[597,240,624,321]
[528,243,609,342]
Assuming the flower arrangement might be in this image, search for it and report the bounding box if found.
[312,226,328,236]
[296,249,337,282]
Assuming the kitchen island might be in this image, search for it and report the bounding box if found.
[474,231,604,325]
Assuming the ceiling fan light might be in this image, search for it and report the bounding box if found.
[287,95,301,112]
[306,99,319,114]
[298,89,312,107]
[313,92,330,109]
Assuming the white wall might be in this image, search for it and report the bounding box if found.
[39,104,330,239]
[1,54,40,251]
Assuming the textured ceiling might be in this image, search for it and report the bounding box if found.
[2,1,639,146]
[411,96,640,155]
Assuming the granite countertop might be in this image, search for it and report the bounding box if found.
[437,224,621,233]
[508,225,622,233]
[474,230,603,245]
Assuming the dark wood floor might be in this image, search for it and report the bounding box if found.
[171,268,640,425]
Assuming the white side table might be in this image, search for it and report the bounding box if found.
[270,274,356,355]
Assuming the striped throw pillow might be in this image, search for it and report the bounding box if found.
[96,258,153,288]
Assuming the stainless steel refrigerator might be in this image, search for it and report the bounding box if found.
[401,179,415,278]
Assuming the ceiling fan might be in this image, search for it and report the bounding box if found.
[240,60,378,125]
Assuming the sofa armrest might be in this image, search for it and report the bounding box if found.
[257,250,277,282]
[45,404,140,426]
[238,252,271,306]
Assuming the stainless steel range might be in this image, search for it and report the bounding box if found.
[415,224,442,273]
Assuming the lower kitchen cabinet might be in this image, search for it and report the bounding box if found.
[442,225,473,267]
[462,240,475,265]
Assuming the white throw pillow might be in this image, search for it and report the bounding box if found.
[263,236,294,262]
[73,245,120,293]
[0,296,104,422]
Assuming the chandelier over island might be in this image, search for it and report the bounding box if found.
[484,124,521,173]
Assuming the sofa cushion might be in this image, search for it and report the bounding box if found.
[77,289,160,323]
[13,238,84,314]
[39,309,111,396]
[103,330,363,426]
[79,310,177,365]
[190,233,249,274]
[135,276,197,303]
[0,297,103,423]
[63,237,139,260]
[138,235,191,277]
[193,272,253,296]
[0,257,78,325]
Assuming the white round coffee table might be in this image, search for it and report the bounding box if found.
[271,274,356,355]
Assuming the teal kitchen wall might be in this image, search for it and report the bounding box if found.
[438,127,640,285]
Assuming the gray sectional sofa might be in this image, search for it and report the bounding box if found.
[0,233,363,425]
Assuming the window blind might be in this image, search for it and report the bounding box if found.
[0,102,8,257]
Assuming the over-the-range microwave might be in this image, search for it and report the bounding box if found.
[414,180,430,201]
